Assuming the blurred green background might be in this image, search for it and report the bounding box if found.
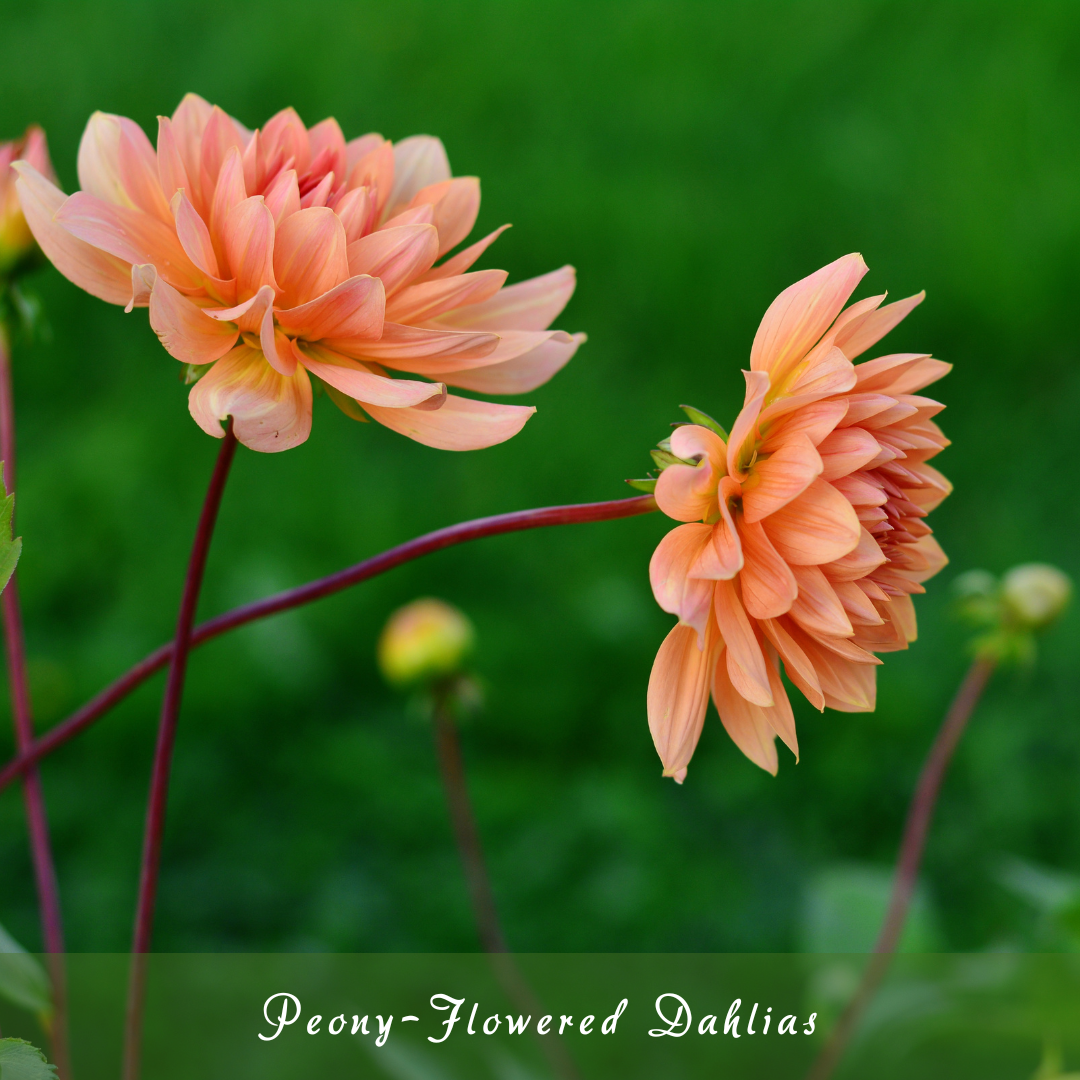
[0,0,1077,954]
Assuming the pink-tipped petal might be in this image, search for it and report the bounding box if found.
[170,190,220,279]
[835,291,925,359]
[335,185,373,243]
[385,268,508,324]
[118,117,171,222]
[444,331,586,394]
[346,223,440,294]
[13,164,132,305]
[362,393,534,450]
[714,578,773,707]
[307,117,347,184]
[77,112,128,207]
[199,106,246,202]
[750,253,868,381]
[157,116,193,206]
[330,322,498,370]
[742,432,823,523]
[171,94,214,198]
[737,519,798,620]
[431,265,576,332]
[222,196,276,301]
[209,146,247,253]
[648,620,719,780]
[410,176,481,255]
[347,139,395,219]
[188,344,312,453]
[762,479,861,566]
[298,345,445,408]
[420,224,510,281]
[386,135,451,220]
[263,169,301,227]
[146,267,239,364]
[275,274,385,343]
[273,206,349,308]
[262,108,311,178]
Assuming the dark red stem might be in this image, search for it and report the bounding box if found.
[804,654,997,1080]
[0,322,71,1079]
[121,420,237,1080]
[0,495,656,792]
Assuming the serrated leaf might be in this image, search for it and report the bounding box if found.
[0,922,52,1017]
[0,465,21,595]
[0,1039,57,1080]
[679,404,728,439]
[625,477,657,493]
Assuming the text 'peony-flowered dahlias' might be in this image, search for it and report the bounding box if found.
[13,95,582,451]
[646,254,950,781]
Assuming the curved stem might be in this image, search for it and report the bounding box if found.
[122,421,237,1080]
[0,495,656,792]
[0,322,71,1079]
[804,654,996,1080]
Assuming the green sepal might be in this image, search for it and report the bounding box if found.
[180,363,207,385]
[0,466,21,595]
[679,404,728,439]
[324,383,371,422]
[650,448,685,471]
[0,1038,58,1080]
[625,477,657,493]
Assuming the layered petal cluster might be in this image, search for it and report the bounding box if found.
[14,95,582,451]
[648,254,950,781]
[0,126,54,276]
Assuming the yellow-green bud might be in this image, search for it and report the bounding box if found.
[1001,564,1072,630]
[377,598,474,687]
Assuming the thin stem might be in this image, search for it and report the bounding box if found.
[0,495,656,792]
[122,421,238,1080]
[0,322,71,1080]
[804,654,997,1080]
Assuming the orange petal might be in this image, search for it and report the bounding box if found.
[76,112,129,207]
[820,526,887,581]
[156,116,192,206]
[670,423,727,475]
[222,196,276,301]
[712,646,795,773]
[817,426,882,481]
[362,393,534,450]
[443,331,584,392]
[334,185,372,243]
[788,564,854,638]
[263,169,301,227]
[199,106,247,201]
[714,578,773,707]
[276,274,385,342]
[784,346,857,399]
[262,107,311,178]
[420,224,510,282]
[332,322,498,371]
[170,190,221,280]
[759,399,847,451]
[347,139,395,219]
[409,176,481,256]
[117,117,172,223]
[742,432,822,523]
[854,353,952,395]
[145,267,239,364]
[787,625,878,711]
[188,344,313,453]
[648,620,719,781]
[298,344,445,408]
[13,164,132,305]
[209,146,247,259]
[834,291,924,359]
[750,253,868,381]
[346,223,440,294]
[430,265,576,331]
[726,370,770,480]
[205,283,274,335]
[737,518,797,620]
[385,268,508,324]
[830,579,885,626]
[307,117,347,184]
[385,135,451,221]
[655,459,718,524]
[759,617,824,711]
[650,523,719,641]
[170,93,215,210]
[762,479,861,566]
[273,205,350,308]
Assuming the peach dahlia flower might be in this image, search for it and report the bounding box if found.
[13,95,582,451]
[647,254,950,781]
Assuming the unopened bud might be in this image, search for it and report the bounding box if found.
[377,598,474,687]
[1,126,54,277]
[1001,564,1072,630]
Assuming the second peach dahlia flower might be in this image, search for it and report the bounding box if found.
[647,254,950,781]
[14,95,582,451]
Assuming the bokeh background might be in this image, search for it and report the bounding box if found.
[0,0,1077,954]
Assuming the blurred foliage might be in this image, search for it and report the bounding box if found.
[0,921,51,1019]
[0,0,1078,952]
[0,1039,56,1080]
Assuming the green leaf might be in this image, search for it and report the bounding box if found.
[0,1039,57,1080]
[679,404,728,439]
[624,477,657,493]
[0,465,21,595]
[0,922,52,1017]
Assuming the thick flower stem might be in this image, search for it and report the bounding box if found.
[0,495,656,791]
[122,421,238,1080]
[0,322,71,1080]
[804,654,997,1080]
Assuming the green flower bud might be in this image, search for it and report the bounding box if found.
[377,598,474,687]
[1001,563,1072,631]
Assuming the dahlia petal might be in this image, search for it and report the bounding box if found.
[275,274,385,342]
[188,344,313,453]
[726,370,770,480]
[830,292,886,336]
[146,267,239,364]
[410,176,481,255]
[831,471,887,506]
[762,479,861,566]
[742,432,822,523]
[156,116,193,206]
[655,459,718,523]
[670,423,727,473]
[817,427,882,481]
[330,322,498,370]
[650,523,719,641]
[346,224,440,294]
[443,331,584,393]
[199,106,246,203]
[170,189,220,278]
[263,169,301,227]
[784,621,877,711]
[262,108,311,177]
[788,563,854,638]
[711,478,745,578]
[347,140,395,219]
[13,164,132,305]
[737,519,797,620]
[307,117,347,184]
[711,653,780,774]
[76,112,128,207]
[750,253,868,381]
[830,579,885,625]
[361,394,534,450]
[345,133,384,171]
[205,283,274,334]
[386,135,451,220]
[209,146,247,253]
[273,205,350,308]
[385,268,508,324]
[298,345,445,408]
[854,353,951,395]
[760,617,825,711]
[333,186,372,244]
[118,118,172,222]
[759,399,847,451]
[887,592,918,642]
[785,346,857,398]
[714,578,773,708]
[222,196,276,301]
[838,393,898,426]
[379,204,436,231]
[431,265,577,332]
[820,526,887,581]
[905,534,949,584]
[420,224,510,281]
[834,291,925,359]
[648,620,718,781]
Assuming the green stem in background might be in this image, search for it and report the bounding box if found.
[0,320,71,1080]
[0,495,657,792]
[804,654,997,1080]
[122,420,238,1080]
